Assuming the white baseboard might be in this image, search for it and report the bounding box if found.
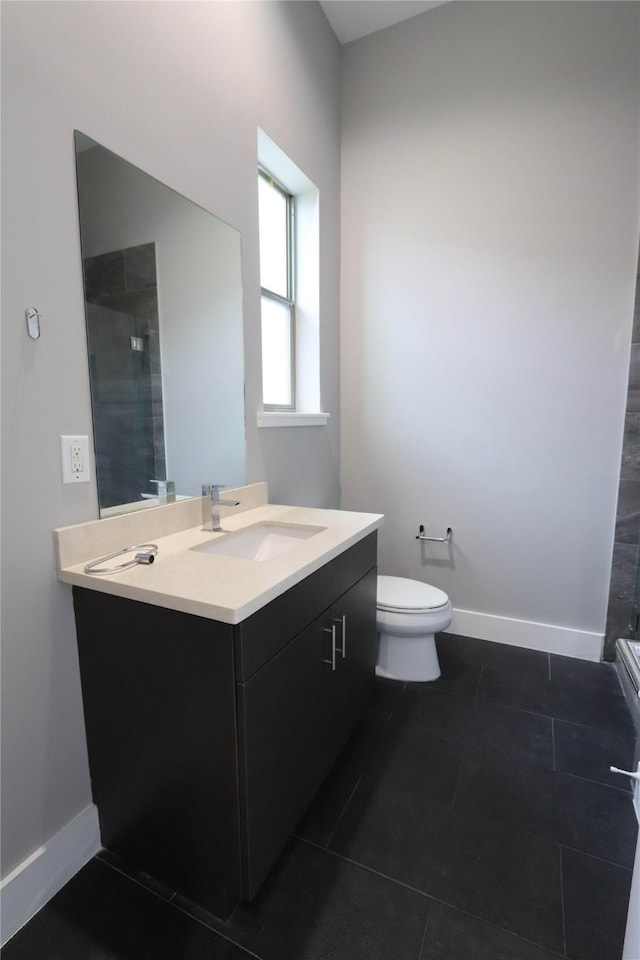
[1,804,101,947]
[448,607,603,662]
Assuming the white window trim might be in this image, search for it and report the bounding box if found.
[258,129,323,420]
[257,411,330,428]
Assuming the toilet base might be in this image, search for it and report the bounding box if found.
[376,630,441,682]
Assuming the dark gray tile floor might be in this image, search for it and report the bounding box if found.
[4,634,637,960]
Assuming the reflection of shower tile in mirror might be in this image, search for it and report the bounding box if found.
[82,243,166,507]
[98,288,157,324]
[147,327,162,379]
[152,417,166,474]
[94,408,145,508]
[83,250,126,301]
[86,305,139,404]
[124,242,157,291]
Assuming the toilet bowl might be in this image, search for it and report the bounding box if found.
[376,575,452,682]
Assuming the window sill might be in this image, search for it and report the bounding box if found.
[257,411,330,428]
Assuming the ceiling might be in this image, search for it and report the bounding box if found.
[318,0,448,45]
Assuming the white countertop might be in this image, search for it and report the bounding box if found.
[56,499,383,625]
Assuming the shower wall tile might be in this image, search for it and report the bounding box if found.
[605,606,632,662]
[615,480,640,544]
[621,413,640,480]
[626,343,640,412]
[609,542,637,610]
[606,265,640,659]
[605,542,639,659]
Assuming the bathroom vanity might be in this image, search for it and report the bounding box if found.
[56,486,382,919]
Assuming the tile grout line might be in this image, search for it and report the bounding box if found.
[324,773,363,850]
[481,662,626,700]
[473,692,634,738]
[416,901,433,960]
[551,716,556,772]
[96,855,264,959]
[298,835,566,959]
[558,841,635,873]
[554,766,636,795]
[558,844,568,959]
[446,798,637,873]
[97,854,174,905]
[299,833,438,899]
[370,778,637,873]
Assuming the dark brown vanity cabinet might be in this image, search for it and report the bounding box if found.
[238,565,377,898]
[72,532,377,919]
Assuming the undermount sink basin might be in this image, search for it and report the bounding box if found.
[191,522,326,562]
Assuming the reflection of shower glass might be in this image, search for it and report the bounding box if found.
[83,243,166,510]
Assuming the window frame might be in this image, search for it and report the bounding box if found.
[259,166,296,412]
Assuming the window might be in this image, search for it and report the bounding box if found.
[259,169,295,410]
[257,129,327,427]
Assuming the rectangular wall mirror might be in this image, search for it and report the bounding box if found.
[74,131,247,517]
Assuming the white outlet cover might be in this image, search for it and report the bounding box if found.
[60,435,91,483]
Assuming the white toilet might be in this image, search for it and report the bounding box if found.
[376,575,452,682]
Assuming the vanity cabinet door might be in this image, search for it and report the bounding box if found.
[237,616,334,899]
[72,588,241,918]
[328,567,378,755]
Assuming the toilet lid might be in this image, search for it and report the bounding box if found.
[377,575,449,613]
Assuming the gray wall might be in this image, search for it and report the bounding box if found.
[1,0,340,879]
[340,1,640,657]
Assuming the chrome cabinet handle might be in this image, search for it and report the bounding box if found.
[334,615,346,658]
[323,624,337,671]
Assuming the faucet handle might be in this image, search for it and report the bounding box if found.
[202,483,226,499]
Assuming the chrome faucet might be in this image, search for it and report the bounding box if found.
[150,479,176,504]
[202,483,240,532]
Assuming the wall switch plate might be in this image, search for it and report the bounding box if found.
[60,435,91,483]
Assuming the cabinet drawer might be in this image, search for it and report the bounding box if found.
[233,532,377,681]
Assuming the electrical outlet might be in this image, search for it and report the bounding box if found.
[60,435,91,483]
[71,443,83,474]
